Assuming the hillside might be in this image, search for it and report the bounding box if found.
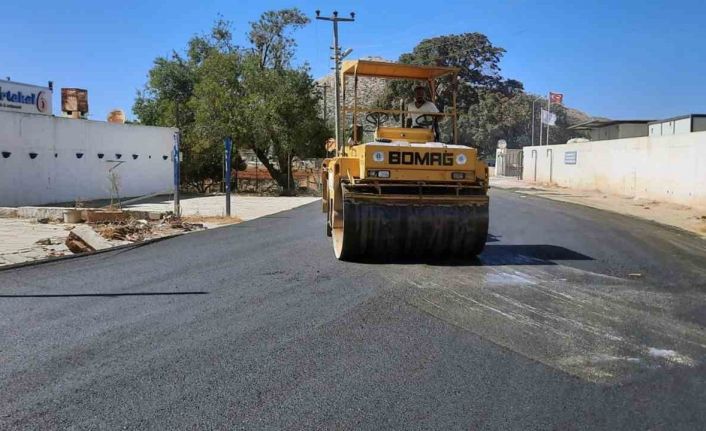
[315,57,599,126]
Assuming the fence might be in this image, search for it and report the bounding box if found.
[495,148,523,178]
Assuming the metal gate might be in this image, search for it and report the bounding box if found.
[495,149,523,179]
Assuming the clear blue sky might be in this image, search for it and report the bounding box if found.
[2,0,704,121]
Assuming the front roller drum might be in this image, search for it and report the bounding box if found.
[332,200,488,260]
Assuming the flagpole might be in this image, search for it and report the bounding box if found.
[539,101,543,146]
[546,92,551,146]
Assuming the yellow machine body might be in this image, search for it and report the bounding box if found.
[323,60,490,260]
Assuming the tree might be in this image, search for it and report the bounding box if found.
[379,33,587,154]
[248,8,309,70]
[386,33,522,112]
[133,10,329,195]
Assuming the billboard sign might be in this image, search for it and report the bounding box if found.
[0,80,52,115]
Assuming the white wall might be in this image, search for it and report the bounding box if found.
[674,118,691,134]
[522,131,706,209]
[0,111,176,206]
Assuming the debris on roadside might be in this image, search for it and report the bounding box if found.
[161,214,207,231]
[65,225,114,253]
[628,273,643,279]
[37,217,51,224]
[95,219,153,242]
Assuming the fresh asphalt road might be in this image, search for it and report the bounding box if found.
[1,189,706,430]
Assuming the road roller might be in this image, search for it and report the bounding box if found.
[322,59,489,260]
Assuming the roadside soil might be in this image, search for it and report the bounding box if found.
[490,176,706,238]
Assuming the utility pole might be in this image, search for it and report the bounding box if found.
[316,82,330,122]
[316,10,355,155]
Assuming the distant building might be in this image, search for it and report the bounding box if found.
[568,119,653,141]
[648,114,706,137]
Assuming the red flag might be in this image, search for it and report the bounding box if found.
[549,92,563,104]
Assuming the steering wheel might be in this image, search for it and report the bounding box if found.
[365,112,389,128]
[415,114,436,128]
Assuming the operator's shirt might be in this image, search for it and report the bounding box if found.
[406,100,439,128]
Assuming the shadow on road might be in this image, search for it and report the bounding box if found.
[0,291,208,298]
[355,244,592,267]
[478,244,593,266]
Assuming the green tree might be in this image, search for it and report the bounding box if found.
[133,10,329,195]
[379,33,585,154]
[384,33,522,112]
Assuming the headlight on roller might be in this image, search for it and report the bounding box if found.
[451,172,466,180]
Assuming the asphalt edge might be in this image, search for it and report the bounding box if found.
[0,233,184,273]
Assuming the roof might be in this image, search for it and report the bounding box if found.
[340,60,459,80]
[568,119,654,130]
[648,114,706,125]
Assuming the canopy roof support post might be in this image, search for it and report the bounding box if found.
[452,75,458,145]
[353,69,359,144]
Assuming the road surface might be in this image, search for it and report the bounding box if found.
[2,189,705,430]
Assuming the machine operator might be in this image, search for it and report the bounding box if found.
[406,84,439,128]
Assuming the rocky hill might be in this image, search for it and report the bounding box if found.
[315,57,599,126]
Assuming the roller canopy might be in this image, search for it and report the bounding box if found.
[340,60,459,80]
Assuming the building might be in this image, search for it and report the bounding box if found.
[568,119,653,141]
[648,114,706,137]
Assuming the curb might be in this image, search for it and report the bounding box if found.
[0,233,183,273]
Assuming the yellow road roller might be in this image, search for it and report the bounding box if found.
[322,59,489,260]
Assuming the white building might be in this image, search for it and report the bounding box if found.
[568,119,652,141]
[648,114,706,137]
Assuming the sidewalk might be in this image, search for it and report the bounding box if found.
[0,195,320,267]
[491,176,706,238]
[125,195,319,222]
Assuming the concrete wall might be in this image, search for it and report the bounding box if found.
[0,111,176,206]
[522,131,706,209]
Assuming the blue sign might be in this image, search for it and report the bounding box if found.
[564,151,577,165]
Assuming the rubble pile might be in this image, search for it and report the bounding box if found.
[96,219,152,242]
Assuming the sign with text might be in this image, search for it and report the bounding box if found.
[0,80,52,115]
[564,151,577,165]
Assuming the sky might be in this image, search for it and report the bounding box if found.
[2,0,704,121]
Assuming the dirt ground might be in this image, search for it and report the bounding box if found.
[491,176,706,237]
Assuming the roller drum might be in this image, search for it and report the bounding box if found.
[335,200,488,260]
